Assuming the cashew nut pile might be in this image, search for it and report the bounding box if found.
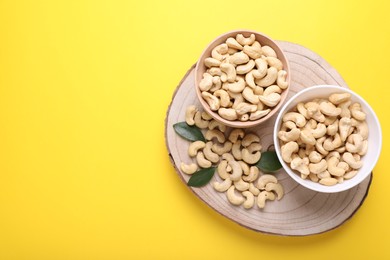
[277,92,368,185]
[181,105,284,209]
[198,33,289,122]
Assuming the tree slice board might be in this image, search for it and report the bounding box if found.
[165,41,372,236]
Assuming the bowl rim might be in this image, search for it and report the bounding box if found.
[273,84,382,193]
[194,29,291,128]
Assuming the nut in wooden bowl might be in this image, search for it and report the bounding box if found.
[195,29,290,128]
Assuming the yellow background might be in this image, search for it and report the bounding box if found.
[0,0,389,259]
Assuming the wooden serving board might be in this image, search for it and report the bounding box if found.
[165,41,372,236]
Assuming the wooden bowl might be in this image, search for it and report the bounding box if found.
[195,29,290,128]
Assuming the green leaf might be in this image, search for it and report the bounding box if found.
[173,122,205,142]
[256,151,282,172]
[187,167,216,187]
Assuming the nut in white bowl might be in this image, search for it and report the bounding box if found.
[273,85,382,193]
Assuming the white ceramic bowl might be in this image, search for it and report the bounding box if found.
[273,85,382,193]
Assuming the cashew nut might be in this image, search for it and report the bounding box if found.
[229,51,250,65]
[194,111,209,129]
[185,105,197,125]
[203,142,220,163]
[300,129,316,145]
[235,102,257,115]
[180,162,198,175]
[261,45,277,57]
[238,114,250,121]
[350,103,366,121]
[319,101,341,117]
[258,93,281,107]
[222,152,235,162]
[309,159,327,174]
[226,186,245,205]
[282,112,307,127]
[249,183,260,195]
[255,67,278,87]
[242,87,260,104]
[228,129,245,143]
[205,129,225,144]
[353,120,368,140]
[243,41,262,58]
[278,128,300,142]
[226,37,243,50]
[208,119,226,132]
[213,178,232,192]
[196,151,212,168]
[309,151,323,163]
[242,148,261,165]
[342,152,363,169]
[208,67,222,76]
[234,178,250,191]
[263,85,282,96]
[236,33,255,46]
[290,157,310,176]
[253,58,268,79]
[297,102,310,119]
[265,56,282,70]
[327,156,345,177]
[256,174,278,190]
[276,70,288,90]
[218,108,238,121]
[217,160,231,179]
[227,77,246,93]
[338,100,352,118]
[327,119,339,136]
[229,92,244,108]
[311,123,327,138]
[281,141,299,163]
[344,170,358,180]
[238,161,250,176]
[228,160,243,181]
[257,191,276,209]
[317,170,331,179]
[249,109,270,120]
[245,70,256,88]
[213,89,230,107]
[346,134,363,153]
[212,141,232,155]
[358,140,368,156]
[242,166,259,182]
[236,60,255,74]
[220,63,236,83]
[232,140,242,160]
[211,43,228,61]
[209,77,222,94]
[188,140,206,157]
[319,177,338,186]
[339,117,352,142]
[199,72,213,91]
[315,136,329,156]
[242,191,255,209]
[202,91,220,111]
[329,92,351,105]
[265,183,284,200]
[201,112,213,121]
[242,133,261,147]
[204,57,221,68]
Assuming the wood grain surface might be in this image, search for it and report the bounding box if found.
[165,41,372,236]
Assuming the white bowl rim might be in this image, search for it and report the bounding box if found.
[273,85,382,193]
